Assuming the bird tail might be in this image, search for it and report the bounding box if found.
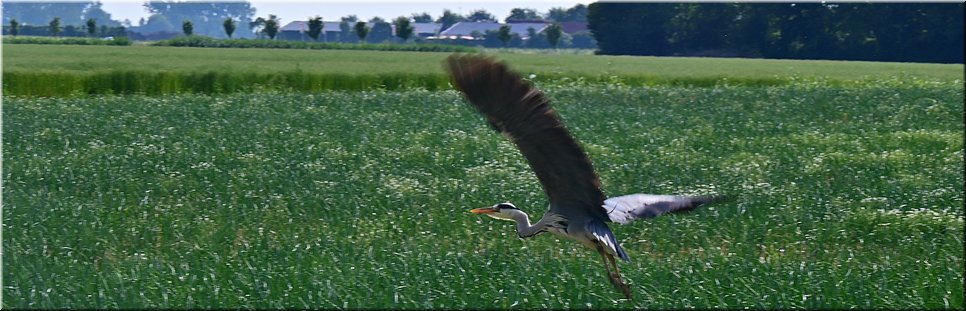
[589,221,631,262]
[615,242,630,262]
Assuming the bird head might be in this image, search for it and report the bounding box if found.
[469,202,522,221]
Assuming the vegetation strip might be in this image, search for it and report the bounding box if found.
[4,44,962,97]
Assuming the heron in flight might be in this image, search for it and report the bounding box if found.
[446,55,726,299]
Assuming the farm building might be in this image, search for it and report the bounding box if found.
[433,21,550,40]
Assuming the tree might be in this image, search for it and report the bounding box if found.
[547,4,589,22]
[412,12,432,23]
[49,17,61,37]
[522,27,556,49]
[223,17,236,38]
[354,21,369,42]
[307,16,323,41]
[341,15,358,23]
[263,15,279,39]
[250,16,266,38]
[666,3,740,53]
[436,9,463,31]
[546,7,567,22]
[483,29,521,48]
[86,18,96,36]
[570,31,597,49]
[466,9,496,22]
[497,25,512,47]
[9,19,19,36]
[506,8,542,22]
[588,2,674,55]
[83,1,121,27]
[470,30,484,40]
[339,20,353,42]
[367,19,393,43]
[393,16,414,42]
[182,19,193,36]
[545,23,563,48]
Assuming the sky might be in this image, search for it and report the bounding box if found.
[97,0,593,24]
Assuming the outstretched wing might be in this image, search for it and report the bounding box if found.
[603,194,727,224]
[446,54,608,221]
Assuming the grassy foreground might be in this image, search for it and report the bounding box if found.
[3,44,963,96]
[3,80,963,308]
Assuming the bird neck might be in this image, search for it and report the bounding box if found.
[508,210,544,238]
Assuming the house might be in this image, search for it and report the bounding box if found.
[411,22,442,38]
[278,20,307,40]
[279,20,345,41]
[435,21,549,40]
[559,21,588,34]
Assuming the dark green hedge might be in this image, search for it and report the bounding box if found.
[153,36,479,53]
[3,35,130,46]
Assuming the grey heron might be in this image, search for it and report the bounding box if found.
[446,55,727,299]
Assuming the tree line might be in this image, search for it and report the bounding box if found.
[588,2,964,63]
[6,17,127,38]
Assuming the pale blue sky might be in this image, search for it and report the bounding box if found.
[98,0,592,24]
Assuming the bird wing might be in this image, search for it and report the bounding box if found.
[603,194,726,224]
[446,54,608,221]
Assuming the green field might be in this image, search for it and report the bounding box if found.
[3,44,963,96]
[2,46,964,308]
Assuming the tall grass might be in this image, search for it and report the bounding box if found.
[4,45,963,97]
[3,81,962,308]
[2,70,450,97]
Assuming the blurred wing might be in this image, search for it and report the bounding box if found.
[446,54,607,220]
[603,194,726,224]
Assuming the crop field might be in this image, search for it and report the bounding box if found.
[2,47,964,309]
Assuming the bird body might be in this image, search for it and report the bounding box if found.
[448,54,726,300]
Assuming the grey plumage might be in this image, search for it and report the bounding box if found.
[449,54,727,300]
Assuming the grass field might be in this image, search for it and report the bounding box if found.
[2,46,964,308]
[3,44,964,96]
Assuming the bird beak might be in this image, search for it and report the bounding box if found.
[470,207,498,214]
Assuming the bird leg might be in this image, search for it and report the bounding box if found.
[598,247,632,299]
[605,252,632,299]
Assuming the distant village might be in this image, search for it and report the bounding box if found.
[2,2,594,49]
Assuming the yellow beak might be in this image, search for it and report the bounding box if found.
[469,207,498,214]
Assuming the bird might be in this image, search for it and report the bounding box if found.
[445,54,727,300]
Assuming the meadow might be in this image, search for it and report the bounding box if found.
[2,46,964,308]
